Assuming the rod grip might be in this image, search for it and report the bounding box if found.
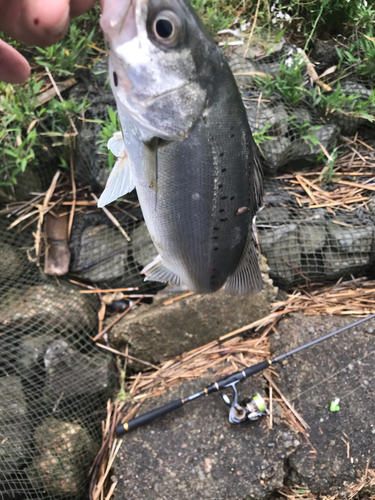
[243,359,271,377]
[115,398,184,435]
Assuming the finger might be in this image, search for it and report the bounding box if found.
[0,0,70,47]
[0,39,31,83]
[70,0,97,18]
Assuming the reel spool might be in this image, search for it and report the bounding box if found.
[222,383,269,424]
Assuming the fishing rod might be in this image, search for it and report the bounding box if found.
[115,313,375,435]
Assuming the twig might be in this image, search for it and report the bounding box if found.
[163,292,194,306]
[244,0,261,59]
[91,193,131,242]
[80,287,139,294]
[68,145,76,238]
[93,297,143,341]
[96,343,160,370]
[269,385,273,429]
[264,372,310,430]
[45,67,78,136]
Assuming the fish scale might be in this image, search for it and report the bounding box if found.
[99,0,263,294]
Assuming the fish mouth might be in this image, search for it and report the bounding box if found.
[100,0,134,36]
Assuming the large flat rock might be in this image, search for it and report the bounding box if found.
[112,377,298,500]
[272,313,375,496]
[109,281,276,368]
[111,312,375,499]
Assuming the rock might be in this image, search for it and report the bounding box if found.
[0,243,23,283]
[300,253,325,280]
[260,136,292,173]
[27,418,97,497]
[43,340,115,409]
[290,124,339,159]
[0,168,42,202]
[298,223,326,254]
[109,286,274,368]
[112,378,298,500]
[271,313,375,495]
[130,223,158,269]
[78,224,129,282]
[324,250,371,277]
[0,283,98,334]
[17,332,115,411]
[247,102,289,138]
[331,79,374,135]
[311,40,339,64]
[368,194,375,214]
[256,206,291,225]
[0,376,29,479]
[258,224,301,285]
[327,220,374,254]
[227,53,257,87]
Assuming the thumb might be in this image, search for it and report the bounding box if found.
[0,39,31,83]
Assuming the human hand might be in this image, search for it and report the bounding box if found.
[0,0,96,83]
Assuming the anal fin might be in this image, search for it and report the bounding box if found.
[225,234,263,295]
[141,255,182,287]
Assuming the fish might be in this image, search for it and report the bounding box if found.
[98,0,263,294]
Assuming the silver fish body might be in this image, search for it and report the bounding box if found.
[99,0,263,294]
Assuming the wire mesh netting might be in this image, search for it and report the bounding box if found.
[0,215,118,499]
[227,41,375,174]
[69,204,160,292]
[0,35,375,500]
[256,178,375,288]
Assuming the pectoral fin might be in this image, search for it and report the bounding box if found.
[225,234,263,295]
[107,131,125,157]
[141,255,182,287]
[97,133,135,208]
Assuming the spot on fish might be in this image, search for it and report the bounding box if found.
[236,207,248,215]
[34,18,39,25]
[192,193,201,200]
[220,153,225,158]
[113,71,118,87]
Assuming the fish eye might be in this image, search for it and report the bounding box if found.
[151,10,183,48]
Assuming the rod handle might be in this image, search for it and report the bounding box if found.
[243,359,271,377]
[115,398,184,435]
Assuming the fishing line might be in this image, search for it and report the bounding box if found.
[341,373,375,401]
[289,348,375,402]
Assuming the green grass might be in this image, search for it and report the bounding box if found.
[97,107,122,170]
[0,9,103,194]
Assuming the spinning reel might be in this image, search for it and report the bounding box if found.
[222,382,269,424]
